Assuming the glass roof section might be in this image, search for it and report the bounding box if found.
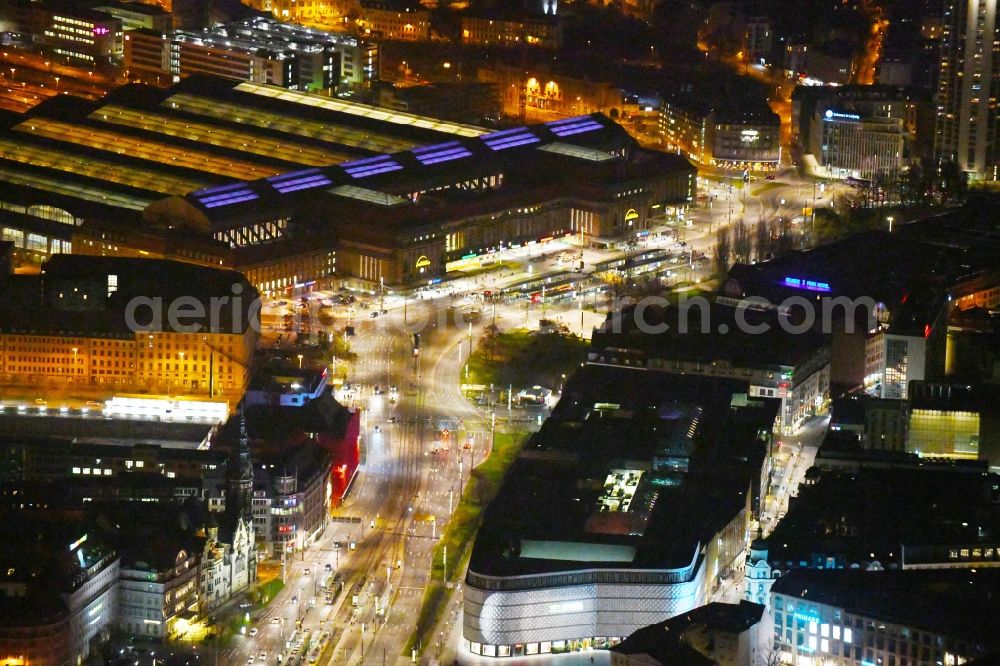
[13,118,280,181]
[92,105,354,167]
[0,164,154,211]
[329,184,407,206]
[0,137,207,196]
[538,142,616,162]
[164,94,424,154]
[234,82,488,138]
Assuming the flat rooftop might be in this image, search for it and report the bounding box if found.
[772,569,1000,650]
[590,300,830,374]
[469,368,778,577]
[767,466,1000,569]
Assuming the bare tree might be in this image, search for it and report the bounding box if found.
[732,219,752,265]
[754,219,772,262]
[713,226,732,278]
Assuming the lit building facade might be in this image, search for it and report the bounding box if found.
[461,15,563,49]
[771,570,1000,666]
[711,114,782,172]
[935,0,1000,180]
[126,17,376,91]
[0,611,70,666]
[658,104,781,171]
[356,0,430,41]
[906,383,984,460]
[64,537,119,665]
[865,330,927,400]
[249,444,332,558]
[11,1,125,67]
[818,112,907,180]
[118,549,198,639]
[464,369,773,659]
[199,521,255,614]
[0,255,258,401]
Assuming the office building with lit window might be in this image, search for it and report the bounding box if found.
[0,518,119,666]
[935,0,1000,180]
[818,112,908,180]
[658,100,780,171]
[0,254,258,401]
[461,10,563,49]
[92,1,172,33]
[118,544,199,639]
[770,569,1000,666]
[463,369,778,659]
[8,0,124,67]
[356,0,430,41]
[125,17,376,92]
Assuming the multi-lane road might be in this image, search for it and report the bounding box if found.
[219,169,836,666]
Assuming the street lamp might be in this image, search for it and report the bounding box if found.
[297,354,304,368]
[886,216,894,233]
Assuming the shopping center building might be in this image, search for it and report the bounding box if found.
[463,368,779,658]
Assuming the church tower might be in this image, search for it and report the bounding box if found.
[227,409,254,523]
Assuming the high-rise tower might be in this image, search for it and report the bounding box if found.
[935,0,1000,180]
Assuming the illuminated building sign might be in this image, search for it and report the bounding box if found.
[415,255,431,268]
[740,129,759,143]
[68,534,88,551]
[783,276,831,292]
[824,109,860,121]
[94,26,110,35]
[625,208,639,222]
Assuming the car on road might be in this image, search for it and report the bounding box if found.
[324,563,332,571]
[250,628,258,637]
[370,311,378,318]
[765,174,776,180]
[386,416,397,424]
[258,652,267,661]
[247,658,255,664]
[303,567,310,575]
[270,617,281,624]
[373,425,380,433]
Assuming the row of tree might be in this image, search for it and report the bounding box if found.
[713,217,797,277]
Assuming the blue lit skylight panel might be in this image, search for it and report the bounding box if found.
[267,168,321,184]
[482,128,540,151]
[483,126,536,139]
[413,141,473,165]
[546,115,593,128]
[550,120,604,137]
[342,155,404,179]
[267,168,333,193]
[193,181,250,202]
[201,190,260,208]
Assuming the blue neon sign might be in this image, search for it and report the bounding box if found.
[825,109,860,121]
[783,276,832,292]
